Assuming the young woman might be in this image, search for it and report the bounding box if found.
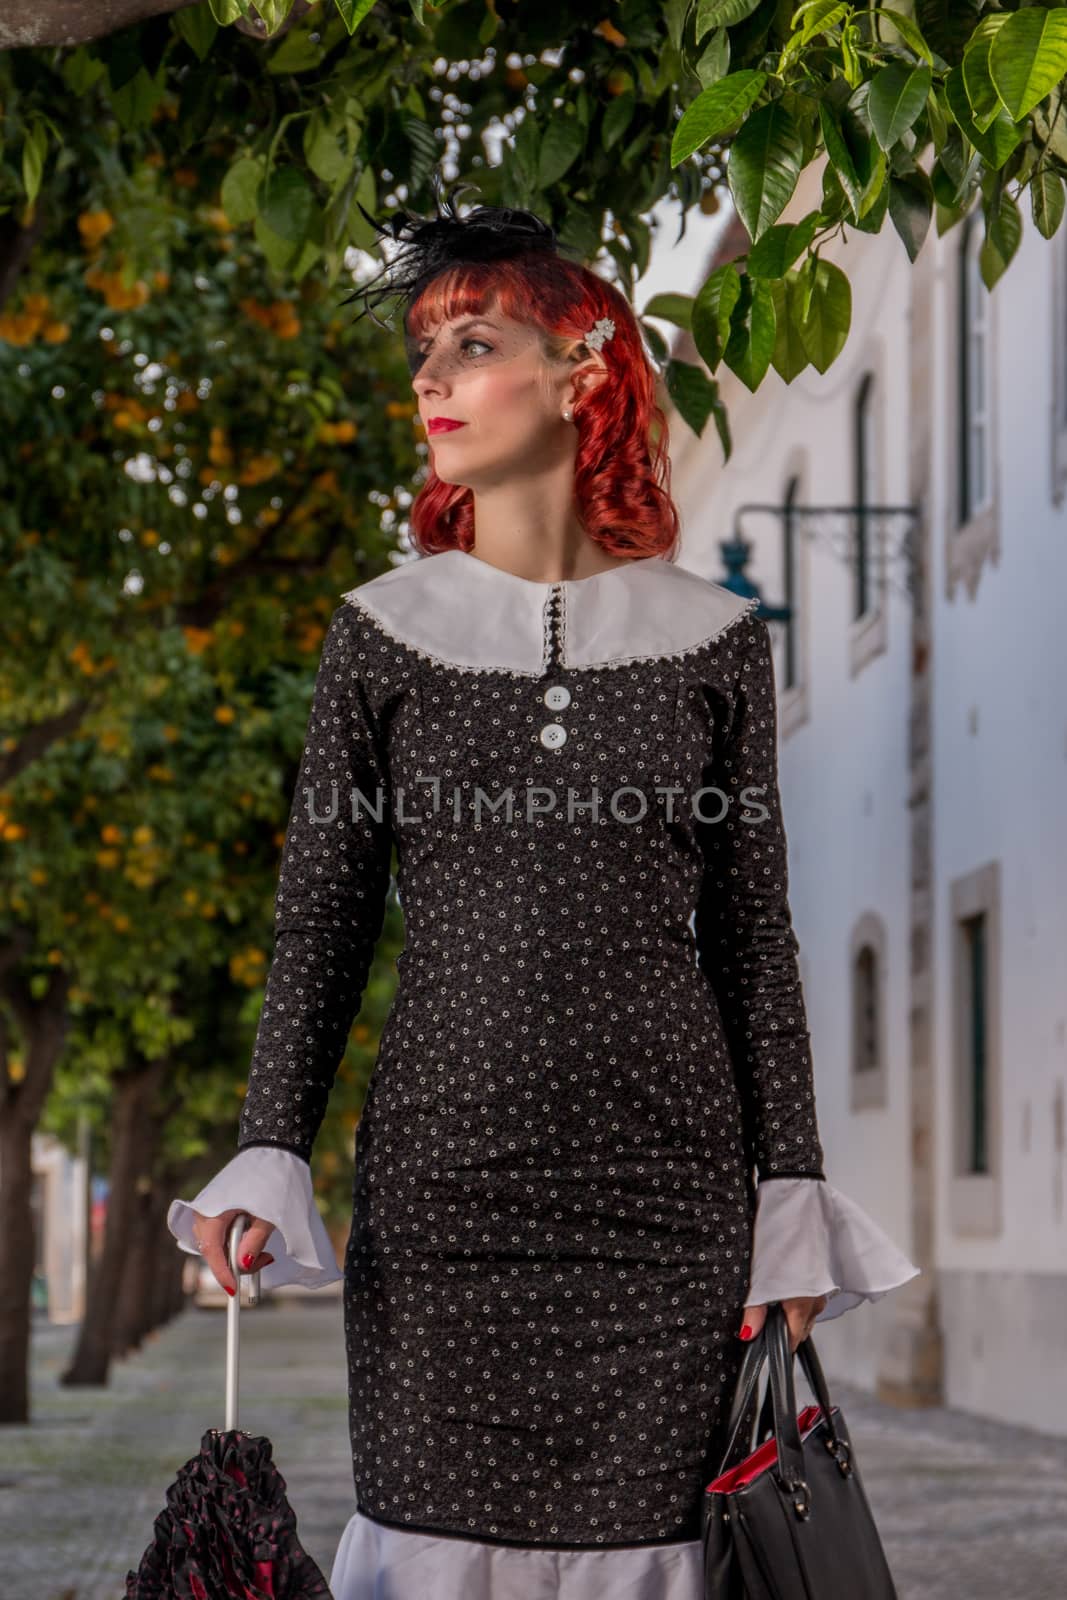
[168,187,918,1598]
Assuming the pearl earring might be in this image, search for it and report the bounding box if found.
[562,409,573,422]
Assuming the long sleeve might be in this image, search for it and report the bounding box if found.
[236,602,394,1164]
[166,604,394,1287]
[694,614,824,1181]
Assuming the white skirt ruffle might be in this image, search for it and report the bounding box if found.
[328,1510,705,1600]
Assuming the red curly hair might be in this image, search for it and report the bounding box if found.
[404,251,680,562]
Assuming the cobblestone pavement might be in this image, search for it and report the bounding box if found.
[4,1294,1065,1599]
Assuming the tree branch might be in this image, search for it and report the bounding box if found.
[0,695,101,788]
[0,0,201,50]
[0,0,316,51]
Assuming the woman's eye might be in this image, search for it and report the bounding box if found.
[409,336,493,376]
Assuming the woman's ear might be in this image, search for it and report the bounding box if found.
[566,350,609,410]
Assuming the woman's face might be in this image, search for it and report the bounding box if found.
[408,305,593,487]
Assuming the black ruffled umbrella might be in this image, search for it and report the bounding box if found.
[126,1217,332,1599]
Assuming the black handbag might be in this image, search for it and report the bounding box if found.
[702,1304,898,1599]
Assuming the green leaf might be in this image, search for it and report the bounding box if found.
[112,65,167,133]
[769,275,811,383]
[1031,167,1066,241]
[304,111,350,186]
[852,160,890,232]
[694,27,730,89]
[747,214,817,278]
[695,0,761,39]
[62,46,108,95]
[664,357,725,444]
[691,263,742,369]
[819,101,863,219]
[794,257,851,373]
[603,93,635,152]
[991,188,1023,270]
[989,8,1067,123]
[257,166,314,244]
[207,0,253,22]
[173,4,219,61]
[220,156,265,225]
[727,99,804,242]
[960,24,1007,133]
[887,169,933,261]
[944,65,1025,172]
[914,0,979,67]
[538,116,584,188]
[267,25,328,73]
[640,320,670,365]
[983,190,1022,287]
[872,8,934,66]
[722,276,776,392]
[21,121,47,206]
[671,70,766,166]
[641,293,694,331]
[797,1,849,44]
[254,213,299,274]
[664,0,691,52]
[710,384,732,462]
[333,0,378,35]
[868,63,932,151]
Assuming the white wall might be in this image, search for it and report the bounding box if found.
[653,159,1067,1428]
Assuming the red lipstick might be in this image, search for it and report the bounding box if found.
[427,418,466,434]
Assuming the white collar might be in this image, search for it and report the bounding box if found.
[342,548,756,676]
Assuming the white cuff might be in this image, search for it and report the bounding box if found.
[166,1145,344,1291]
[743,1176,920,1322]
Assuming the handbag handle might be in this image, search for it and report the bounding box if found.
[714,1304,845,1486]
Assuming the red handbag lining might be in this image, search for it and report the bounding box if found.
[704,1404,837,1493]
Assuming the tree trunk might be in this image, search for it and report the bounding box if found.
[0,1111,36,1423]
[111,1158,161,1358]
[0,950,71,1426]
[62,1056,168,1386]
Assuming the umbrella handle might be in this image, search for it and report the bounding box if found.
[224,1214,261,1433]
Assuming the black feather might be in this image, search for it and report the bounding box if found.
[337,172,574,330]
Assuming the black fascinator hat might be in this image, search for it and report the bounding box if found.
[337,172,577,332]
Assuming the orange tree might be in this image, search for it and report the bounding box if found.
[0,182,408,1412]
[3,5,1067,451]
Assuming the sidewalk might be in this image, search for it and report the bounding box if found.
[5,1295,355,1600]
[4,1297,1066,1599]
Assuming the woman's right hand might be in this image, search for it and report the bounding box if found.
[191,1207,276,1295]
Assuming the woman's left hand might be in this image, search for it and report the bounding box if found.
[739,1295,828,1354]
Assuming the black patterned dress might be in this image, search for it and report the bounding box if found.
[170,547,917,1596]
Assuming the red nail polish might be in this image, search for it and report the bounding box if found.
[240,1254,255,1269]
[740,1324,754,1341]
[225,1285,236,1297]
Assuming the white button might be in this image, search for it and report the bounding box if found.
[539,722,567,749]
[543,684,571,710]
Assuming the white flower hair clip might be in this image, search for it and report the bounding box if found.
[584,317,616,352]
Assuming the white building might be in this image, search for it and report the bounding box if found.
[656,160,1067,1436]
[29,1129,90,1324]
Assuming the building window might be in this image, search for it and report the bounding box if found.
[782,473,799,691]
[958,213,992,529]
[960,911,989,1175]
[854,944,879,1070]
[950,861,1001,1234]
[853,371,877,620]
[850,914,887,1111]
